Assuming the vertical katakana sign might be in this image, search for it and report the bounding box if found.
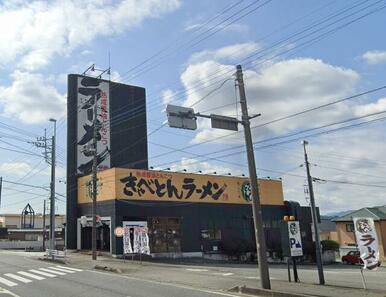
[353,217,380,270]
[77,76,110,175]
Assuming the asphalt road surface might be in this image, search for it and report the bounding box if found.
[0,251,241,297]
[1,250,385,297]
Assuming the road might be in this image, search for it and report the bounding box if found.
[1,250,385,297]
[0,251,241,297]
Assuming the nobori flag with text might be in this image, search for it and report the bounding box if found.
[353,217,380,270]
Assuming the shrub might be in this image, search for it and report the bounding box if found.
[321,240,339,251]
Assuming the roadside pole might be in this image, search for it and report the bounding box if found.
[42,199,46,251]
[236,65,271,290]
[91,99,98,260]
[91,100,98,260]
[49,119,56,255]
[166,64,270,289]
[302,140,325,285]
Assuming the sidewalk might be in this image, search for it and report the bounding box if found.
[49,252,386,297]
[234,281,386,297]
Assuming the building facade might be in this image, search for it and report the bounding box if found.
[66,74,147,250]
[74,167,316,259]
[334,206,386,261]
[0,214,65,249]
[66,75,316,260]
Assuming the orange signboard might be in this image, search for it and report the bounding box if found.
[77,168,284,205]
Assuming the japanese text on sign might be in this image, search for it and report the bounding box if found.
[120,171,229,202]
[353,217,380,270]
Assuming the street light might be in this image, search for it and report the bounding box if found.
[49,118,56,255]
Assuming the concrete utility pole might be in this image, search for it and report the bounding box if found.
[49,118,56,254]
[0,176,2,208]
[302,140,325,285]
[236,65,271,290]
[33,122,56,256]
[42,199,46,251]
[91,100,98,260]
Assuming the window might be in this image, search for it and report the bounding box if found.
[201,229,221,240]
[346,223,355,232]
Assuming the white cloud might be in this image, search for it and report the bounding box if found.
[354,97,386,116]
[165,157,243,175]
[279,126,386,213]
[161,89,176,105]
[81,50,92,56]
[0,162,32,176]
[185,22,248,34]
[0,71,66,124]
[0,0,181,71]
[110,70,123,83]
[178,57,359,144]
[362,50,386,65]
[189,42,259,63]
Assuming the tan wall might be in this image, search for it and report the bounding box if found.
[380,221,386,258]
[0,215,66,229]
[78,167,285,206]
[375,222,385,260]
[336,222,356,246]
[337,221,386,261]
[320,231,338,242]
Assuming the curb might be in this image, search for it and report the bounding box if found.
[94,265,122,274]
[228,286,315,297]
[37,257,67,264]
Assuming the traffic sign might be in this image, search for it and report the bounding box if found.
[288,221,303,257]
[166,104,197,130]
[210,114,238,131]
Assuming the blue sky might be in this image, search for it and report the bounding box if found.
[0,0,385,215]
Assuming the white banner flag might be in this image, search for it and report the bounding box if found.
[353,217,380,270]
[123,226,133,254]
[133,226,150,255]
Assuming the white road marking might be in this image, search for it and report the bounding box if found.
[18,271,45,280]
[48,267,75,273]
[56,266,83,272]
[0,276,17,287]
[38,268,66,275]
[222,273,233,276]
[4,273,32,284]
[29,269,56,278]
[186,268,209,272]
[0,286,20,296]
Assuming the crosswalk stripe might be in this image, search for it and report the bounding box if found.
[4,273,32,283]
[48,267,75,273]
[18,271,45,280]
[38,268,66,275]
[0,276,18,287]
[29,269,56,278]
[56,266,83,272]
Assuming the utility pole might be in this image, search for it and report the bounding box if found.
[33,120,56,257]
[91,100,98,260]
[42,199,46,251]
[49,118,56,254]
[0,177,2,208]
[236,65,271,289]
[302,140,325,285]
